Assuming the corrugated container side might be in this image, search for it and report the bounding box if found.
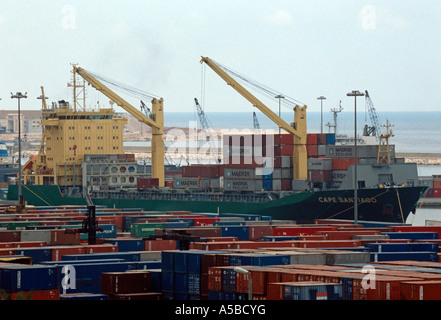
[0,265,58,292]
[100,271,152,294]
[109,292,163,300]
[1,289,60,301]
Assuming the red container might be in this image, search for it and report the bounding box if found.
[101,271,152,294]
[182,165,222,178]
[307,133,318,145]
[248,226,273,241]
[0,248,16,256]
[281,179,291,191]
[82,244,118,254]
[96,216,123,231]
[137,177,159,189]
[144,239,177,251]
[1,289,60,301]
[273,226,337,236]
[12,241,46,248]
[208,267,224,291]
[400,280,441,300]
[306,145,318,157]
[434,188,441,198]
[279,134,294,145]
[193,217,220,227]
[51,246,85,261]
[280,145,294,156]
[332,158,359,170]
[308,170,332,182]
[433,180,441,189]
[391,225,441,238]
[0,231,20,242]
[50,230,81,245]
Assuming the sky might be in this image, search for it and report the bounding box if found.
[1,0,440,118]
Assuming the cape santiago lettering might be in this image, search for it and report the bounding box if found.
[318,196,377,204]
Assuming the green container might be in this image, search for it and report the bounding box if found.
[7,221,41,230]
[130,223,164,237]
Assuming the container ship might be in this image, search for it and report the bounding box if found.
[6,62,428,224]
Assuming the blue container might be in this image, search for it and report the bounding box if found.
[187,273,201,295]
[174,273,188,293]
[222,268,236,292]
[161,251,175,272]
[60,293,109,300]
[187,251,204,274]
[148,269,162,291]
[263,179,273,191]
[370,251,438,262]
[137,261,162,270]
[15,247,52,264]
[42,259,125,265]
[382,232,438,240]
[326,133,336,145]
[365,242,438,253]
[222,292,237,300]
[63,224,117,239]
[103,238,145,252]
[174,293,188,300]
[221,226,249,241]
[0,265,58,292]
[167,218,195,227]
[161,271,174,293]
[284,283,343,300]
[62,252,141,262]
[173,251,188,274]
[208,291,223,300]
[214,221,246,226]
[188,294,201,300]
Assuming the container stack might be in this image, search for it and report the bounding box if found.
[4,205,441,300]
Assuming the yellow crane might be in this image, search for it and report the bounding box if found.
[72,66,165,187]
[200,56,308,180]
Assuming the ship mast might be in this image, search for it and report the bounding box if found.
[70,63,86,111]
[377,119,394,164]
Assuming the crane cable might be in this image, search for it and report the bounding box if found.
[211,59,305,109]
[83,69,160,102]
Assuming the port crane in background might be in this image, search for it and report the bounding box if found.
[253,112,260,130]
[200,56,308,180]
[363,90,382,141]
[72,66,165,187]
[194,98,221,164]
[364,90,395,164]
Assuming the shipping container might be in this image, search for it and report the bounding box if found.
[307,133,318,145]
[100,271,152,294]
[308,170,333,182]
[400,280,441,300]
[223,179,263,192]
[0,265,58,292]
[307,158,333,171]
[109,292,163,300]
[137,177,159,189]
[60,293,109,300]
[1,289,60,301]
[103,238,145,252]
[282,282,343,300]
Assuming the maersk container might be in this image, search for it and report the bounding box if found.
[283,282,343,300]
[0,265,58,292]
[382,232,438,240]
[221,226,249,241]
[103,238,145,252]
[365,242,439,253]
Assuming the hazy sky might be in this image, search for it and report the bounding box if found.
[1,0,440,116]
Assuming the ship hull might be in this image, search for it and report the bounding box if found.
[8,185,428,223]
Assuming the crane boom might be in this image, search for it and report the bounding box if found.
[72,66,165,187]
[200,56,308,180]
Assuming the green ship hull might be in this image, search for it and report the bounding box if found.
[8,184,428,223]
